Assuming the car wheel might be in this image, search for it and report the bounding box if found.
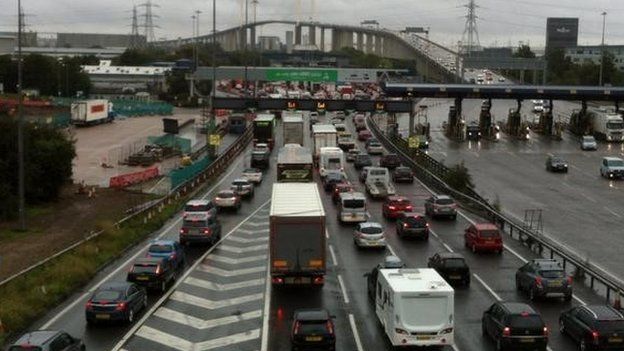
[423,234,429,241]
[579,339,587,351]
[559,319,565,335]
[452,214,457,220]
[127,309,134,323]
[472,244,477,253]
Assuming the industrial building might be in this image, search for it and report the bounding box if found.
[258,36,282,51]
[564,45,624,71]
[81,60,171,98]
[56,33,145,48]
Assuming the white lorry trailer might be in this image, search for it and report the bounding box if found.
[374,268,455,347]
[312,124,337,167]
[70,99,114,126]
[592,107,624,141]
[282,112,305,146]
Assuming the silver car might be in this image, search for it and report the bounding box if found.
[230,178,254,198]
[581,135,597,151]
[214,190,241,210]
[353,222,386,249]
[346,149,359,162]
[241,168,263,184]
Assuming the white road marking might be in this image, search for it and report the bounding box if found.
[244,221,270,227]
[473,273,503,301]
[170,291,264,310]
[236,228,270,235]
[197,265,266,277]
[135,325,260,351]
[40,156,244,330]
[348,313,365,351]
[153,308,262,329]
[226,236,269,243]
[387,244,397,257]
[430,229,440,238]
[326,229,330,239]
[208,253,267,264]
[260,259,271,351]
[443,243,454,253]
[337,274,350,304]
[184,277,265,291]
[605,207,622,218]
[111,200,271,351]
[329,244,338,266]
[452,344,461,351]
[217,244,268,253]
[502,244,528,263]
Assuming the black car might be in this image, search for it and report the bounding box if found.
[559,305,624,351]
[8,330,84,351]
[466,122,481,140]
[395,212,429,240]
[515,259,572,302]
[392,166,414,183]
[127,257,176,292]
[323,172,345,192]
[427,252,470,286]
[85,282,147,325]
[250,150,270,169]
[545,155,569,173]
[379,153,401,169]
[366,256,406,300]
[482,302,548,351]
[291,309,336,351]
[354,153,373,169]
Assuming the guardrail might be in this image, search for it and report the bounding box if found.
[0,126,252,288]
[368,115,624,305]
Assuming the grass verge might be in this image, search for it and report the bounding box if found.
[0,197,183,345]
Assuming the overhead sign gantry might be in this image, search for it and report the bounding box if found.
[213,97,412,113]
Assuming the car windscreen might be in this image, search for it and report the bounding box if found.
[252,153,267,160]
[370,170,386,176]
[343,199,365,209]
[93,290,123,301]
[404,217,427,226]
[385,155,399,161]
[356,155,370,161]
[539,270,565,278]
[217,192,235,198]
[9,347,42,351]
[479,230,500,238]
[360,226,383,234]
[607,122,624,129]
[327,158,341,169]
[436,198,455,205]
[396,168,411,175]
[508,315,543,329]
[443,258,467,268]
[132,264,158,273]
[390,199,410,206]
[551,158,565,163]
[299,321,329,334]
[148,244,173,253]
[608,160,624,167]
[597,320,624,333]
[583,136,594,141]
[232,181,249,186]
[183,220,208,227]
[243,169,259,173]
[185,204,210,212]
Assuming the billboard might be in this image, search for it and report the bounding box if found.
[546,18,579,51]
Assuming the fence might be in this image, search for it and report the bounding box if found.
[53,98,173,117]
[147,135,192,154]
[170,156,212,189]
[368,115,624,305]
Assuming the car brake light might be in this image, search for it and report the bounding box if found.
[313,276,324,284]
[425,223,430,227]
[503,327,511,337]
[294,321,301,334]
[592,330,600,343]
[179,228,186,234]
[567,276,573,285]
[535,277,543,287]
[204,229,211,235]
[405,206,413,210]
[155,265,162,275]
[326,321,334,334]
[115,302,127,311]
[272,277,284,284]
[543,326,549,336]
[85,301,93,310]
[170,253,176,260]
[388,206,396,210]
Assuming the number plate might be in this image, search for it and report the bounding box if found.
[609,337,623,343]
[520,338,534,343]
[416,335,431,340]
[549,280,562,287]
[305,336,322,342]
[96,314,110,320]
[449,275,461,279]
[136,276,149,281]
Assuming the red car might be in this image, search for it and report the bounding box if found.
[382,196,414,219]
[464,223,503,254]
[358,129,372,141]
[332,182,355,203]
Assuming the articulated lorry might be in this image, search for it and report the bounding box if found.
[270,183,326,286]
[277,144,314,182]
[570,107,624,141]
[70,100,115,126]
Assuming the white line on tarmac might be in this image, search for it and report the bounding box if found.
[329,245,338,266]
[443,243,454,253]
[605,207,622,218]
[387,244,397,257]
[348,313,365,351]
[111,199,270,351]
[473,273,503,302]
[41,158,243,330]
[337,274,350,304]
[260,256,271,351]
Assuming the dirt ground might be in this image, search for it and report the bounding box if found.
[0,184,155,282]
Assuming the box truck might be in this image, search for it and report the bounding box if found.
[270,183,326,286]
[70,99,114,126]
[277,144,313,182]
[312,124,337,168]
[282,112,304,146]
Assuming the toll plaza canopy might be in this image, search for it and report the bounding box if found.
[382,82,624,102]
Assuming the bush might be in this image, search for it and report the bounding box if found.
[0,118,75,220]
[443,161,474,193]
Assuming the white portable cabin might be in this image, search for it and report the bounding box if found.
[375,268,454,347]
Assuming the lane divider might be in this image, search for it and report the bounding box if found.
[348,314,365,351]
[337,274,350,305]
[329,245,338,267]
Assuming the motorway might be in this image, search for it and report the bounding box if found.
[30,109,620,351]
[396,96,624,286]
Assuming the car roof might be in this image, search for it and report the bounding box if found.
[387,195,410,202]
[98,281,132,291]
[395,166,411,171]
[434,194,453,200]
[186,199,210,205]
[604,157,624,161]
[358,222,383,229]
[500,302,537,314]
[13,330,61,346]
[381,255,405,268]
[232,178,250,183]
[218,189,236,195]
[149,240,176,247]
[437,252,465,260]
[340,192,365,200]
[184,212,210,220]
[474,223,498,230]
[582,305,624,320]
[294,309,330,321]
[400,212,425,218]
[134,257,165,265]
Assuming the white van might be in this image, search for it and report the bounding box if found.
[338,192,367,223]
[374,268,454,347]
[319,147,345,178]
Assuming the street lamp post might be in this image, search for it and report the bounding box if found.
[17,0,26,230]
[209,0,217,158]
[599,11,607,86]
[243,0,249,97]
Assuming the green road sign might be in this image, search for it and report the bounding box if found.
[266,69,338,82]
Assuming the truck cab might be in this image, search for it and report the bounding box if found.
[337,192,368,223]
[319,147,345,178]
[365,167,396,199]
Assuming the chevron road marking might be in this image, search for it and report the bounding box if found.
[170,291,264,310]
[242,221,270,227]
[236,228,269,235]
[218,244,268,253]
[226,236,269,244]
[153,308,262,330]
[208,253,267,264]
[135,325,261,351]
[185,277,265,291]
[197,265,266,277]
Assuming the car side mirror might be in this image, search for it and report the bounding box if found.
[363,273,371,277]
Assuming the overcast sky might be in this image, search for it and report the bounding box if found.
[2,0,624,48]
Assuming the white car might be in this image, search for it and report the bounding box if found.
[214,190,241,211]
[241,168,263,184]
[353,222,386,249]
[581,135,598,151]
[231,178,254,198]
